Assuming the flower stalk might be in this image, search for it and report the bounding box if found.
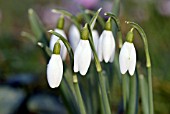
[125,21,153,114]
[127,74,136,114]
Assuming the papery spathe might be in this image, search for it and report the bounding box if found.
[47,54,63,88]
[119,42,136,76]
[49,28,67,60]
[74,40,91,75]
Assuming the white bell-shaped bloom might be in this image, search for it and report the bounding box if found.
[68,25,80,52]
[47,54,63,88]
[97,30,115,63]
[49,28,67,60]
[119,42,136,76]
[74,39,91,75]
[92,30,99,59]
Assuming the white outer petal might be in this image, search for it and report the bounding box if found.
[128,43,136,76]
[49,28,67,60]
[91,30,99,59]
[60,41,67,60]
[102,30,115,63]
[47,54,63,88]
[97,31,104,62]
[109,48,115,63]
[69,25,80,52]
[78,40,91,75]
[119,42,130,74]
[74,40,83,73]
[92,30,99,51]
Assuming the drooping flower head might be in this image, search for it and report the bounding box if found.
[74,24,91,75]
[119,28,136,76]
[47,41,63,88]
[98,18,116,63]
[49,15,67,60]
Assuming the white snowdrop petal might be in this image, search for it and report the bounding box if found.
[91,30,99,59]
[109,49,115,62]
[97,32,104,62]
[78,40,91,75]
[47,54,63,88]
[74,40,83,73]
[69,25,80,52]
[60,41,67,60]
[50,35,59,51]
[119,42,130,74]
[128,43,136,76]
[102,31,114,63]
[92,30,99,51]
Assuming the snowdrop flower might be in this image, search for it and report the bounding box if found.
[47,42,63,88]
[119,29,136,76]
[68,25,80,52]
[98,18,115,63]
[49,16,67,60]
[74,24,91,75]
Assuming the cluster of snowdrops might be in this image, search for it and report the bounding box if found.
[23,7,153,114]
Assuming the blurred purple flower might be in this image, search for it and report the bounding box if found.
[41,6,60,28]
[157,0,170,16]
[74,0,99,9]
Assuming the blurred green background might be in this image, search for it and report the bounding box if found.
[0,0,170,114]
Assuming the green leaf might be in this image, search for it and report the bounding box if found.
[89,8,102,30]
[37,42,52,57]
[21,31,36,44]
[28,9,45,41]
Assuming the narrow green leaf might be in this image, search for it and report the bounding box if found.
[89,8,102,30]
[28,9,45,41]
[37,42,52,57]
[21,31,36,44]
[85,9,105,28]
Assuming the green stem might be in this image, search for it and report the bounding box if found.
[87,24,111,114]
[60,77,80,114]
[139,74,149,114]
[126,21,153,114]
[99,72,111,114]
[111,0,120,36]
[99,87,105,114]
[73,74,86,114]
[122,74,129,112]
[148,67,153,114]
[127,75,136,114]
